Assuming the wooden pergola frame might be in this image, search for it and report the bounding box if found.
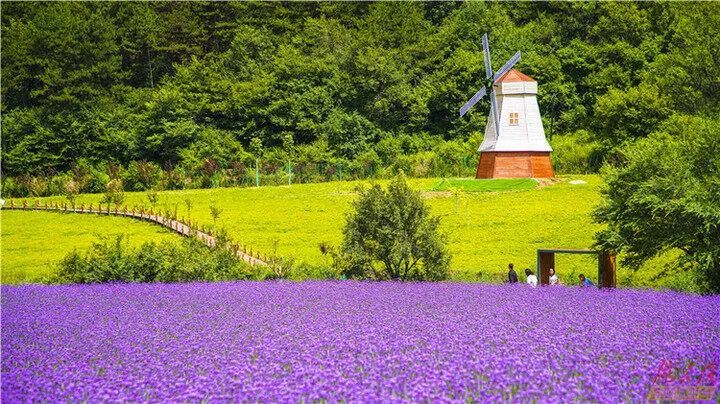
[536,249,616,288]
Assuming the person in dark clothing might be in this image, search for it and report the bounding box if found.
[508,263,518,284]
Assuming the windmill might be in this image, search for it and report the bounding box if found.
[459,33,554,179]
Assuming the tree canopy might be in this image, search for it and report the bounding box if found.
[2,2,719,177]
[594,115,720,294]
[341,173,449,281]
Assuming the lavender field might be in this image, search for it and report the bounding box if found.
[2,282,719,402]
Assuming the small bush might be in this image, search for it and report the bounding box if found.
[72,160,109,194]
[550,130,603,174]
[124,161,162,191]
[101,179,125,206]
[52,235,255,284]
[1,177,25,198]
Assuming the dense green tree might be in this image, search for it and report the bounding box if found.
[341,173,449,281]
[592,83,672,149]
[594,115,720,293]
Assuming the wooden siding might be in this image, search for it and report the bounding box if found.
[475,152,554,178]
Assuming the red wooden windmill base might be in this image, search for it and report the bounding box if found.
[475,151,555,178]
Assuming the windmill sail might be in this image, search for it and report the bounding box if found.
[459,86,487,117]
[482,34,493,79]
[493,51,521,82]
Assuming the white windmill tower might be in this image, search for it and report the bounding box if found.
[459,33,554,178]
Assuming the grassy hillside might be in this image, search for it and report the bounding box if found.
[4,176,604,283]
[1,210,179,284]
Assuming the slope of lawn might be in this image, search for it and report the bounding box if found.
[6,176,603,282]
[1,210,179,284]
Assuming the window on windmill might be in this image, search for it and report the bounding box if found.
[509,112,519,126]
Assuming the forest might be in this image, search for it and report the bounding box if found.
[1,1,719,195]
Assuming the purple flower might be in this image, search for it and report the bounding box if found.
[1,282,719,402]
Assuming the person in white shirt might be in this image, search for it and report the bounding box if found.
[549,268,560,285]
[525,268,538,288]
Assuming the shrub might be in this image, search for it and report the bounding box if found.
[72,160,109,194]
[48,174,71,196]
[324,109,380,159]
[52,235,254,284]
[160,167,188,190]
[550,130,603,174]
[1,177,25,198]
[64,178,80,206]
[340,172,450,281]
[429,140,471,177]
[124,161,162,191]
[101,179,125,206]
[28,176,49,197]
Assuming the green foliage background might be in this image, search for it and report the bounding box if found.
[2,2,718,182]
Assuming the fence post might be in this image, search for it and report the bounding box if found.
[288,160,292,185]
[9,200,13,208]
[255,158,260,187]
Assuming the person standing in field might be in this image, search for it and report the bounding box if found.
[508,263,518,284]
[525,268,538,287]
[549,268,560,285]
[579,273,595,288]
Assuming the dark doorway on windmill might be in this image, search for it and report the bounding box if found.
[536,249,616,288]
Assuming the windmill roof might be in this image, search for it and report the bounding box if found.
[496,68,536,83]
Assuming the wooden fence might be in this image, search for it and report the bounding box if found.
[3,200,267,266]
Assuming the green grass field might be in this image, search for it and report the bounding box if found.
[3,176,605,283]
[1,210,179,284]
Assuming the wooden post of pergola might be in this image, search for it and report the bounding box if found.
[536,249,616,288]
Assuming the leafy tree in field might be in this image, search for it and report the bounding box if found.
[594,115,720,293]
[341,172,449,281]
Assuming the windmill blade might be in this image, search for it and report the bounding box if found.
[459,86,487,117]
[482,33,493,79]
[493,51,522,82]
[489,88,501,137]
